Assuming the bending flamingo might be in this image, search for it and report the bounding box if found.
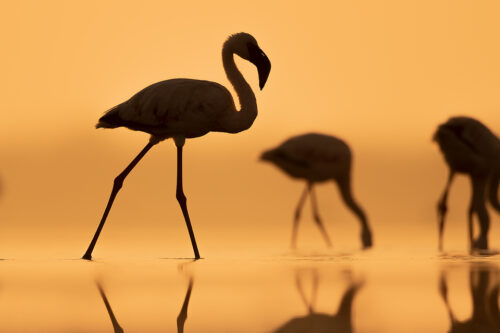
[82,32,271,260]
[434,116,500,251]
[261,133,372,249]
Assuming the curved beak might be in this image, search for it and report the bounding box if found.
[247,43,271,90]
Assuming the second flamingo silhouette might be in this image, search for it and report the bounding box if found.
[434,116,500,252]
[261,133,372,249]
[82,32,271,260]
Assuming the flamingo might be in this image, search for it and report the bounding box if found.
[82,32,271,260]
[272,269,363,333]
[434,116,500,251]
[260,133,373,249]
[439,265,500,332]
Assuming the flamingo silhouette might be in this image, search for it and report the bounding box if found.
[272,269,362,333]
[82,32,271,260]
[261,133,372,249]
[434,116,500,251]
[439,265,500,332]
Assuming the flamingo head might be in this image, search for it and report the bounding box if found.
[227,32,271,89]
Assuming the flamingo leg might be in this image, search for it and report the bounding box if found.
[291,185,309,249]
[336,177,372,249]
[175,143,201,259]
[97,282,124,333]
[82,141,156,260]
[467,204,475,253]
[177,278,194,333]
[309,185,332,247]
[437,170,455,251]
[470,176,489,250]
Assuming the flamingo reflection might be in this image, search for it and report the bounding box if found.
[96,282,124,333]
[95,278,194,333]
[440,265,500,332]
[273,269,362,333]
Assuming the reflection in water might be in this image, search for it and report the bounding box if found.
[440,265,500,332]
[273,269,362,333]
[177,277,194,333]
[96,278,194,333]
[96,282,124,333]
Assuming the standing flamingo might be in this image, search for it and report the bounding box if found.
[82,32,271,260]
[434,116,500,251]
[261,133,372,249]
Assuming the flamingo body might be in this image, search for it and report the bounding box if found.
[261,133,351,182]
[434,117,499,175]
[98,79,237,139]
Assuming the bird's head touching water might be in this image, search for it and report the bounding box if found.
[225,32,271,90]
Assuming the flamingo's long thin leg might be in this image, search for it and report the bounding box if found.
[470,176,489,250]
[97,282,124,333]
[467,204,475,252]
[309,185,332,247]
[291,185,309,249]
[177,278,194,333]
[175,142,200,259]
[82,141,157,260]
[437,170,455,251]
[336,177,372,249]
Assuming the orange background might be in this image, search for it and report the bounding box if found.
[1,0,500,258]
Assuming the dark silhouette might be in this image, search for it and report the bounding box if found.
[261,133,372,249]
[177,278,194,333]
[96,282,124,333]
[95,278,194,333]
[82,32,271,260]
[272,269,362,333]
[439,265,500,332]
[434,117,500,251]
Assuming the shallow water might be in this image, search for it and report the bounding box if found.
[0,252,498,333]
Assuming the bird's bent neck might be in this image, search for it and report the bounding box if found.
[221,42,257,133]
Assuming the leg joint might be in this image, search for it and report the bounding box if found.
[113,176,124,190]
[176,190,187,204]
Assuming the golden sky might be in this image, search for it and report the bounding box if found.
[1,1,500,258]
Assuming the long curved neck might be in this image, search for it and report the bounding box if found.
[221,43,257,133]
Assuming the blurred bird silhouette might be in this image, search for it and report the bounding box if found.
[273,269,363,333]
[82,32,271,260]
[434,116,500,251]
[261,133,372,249]
[440,265,500,332]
